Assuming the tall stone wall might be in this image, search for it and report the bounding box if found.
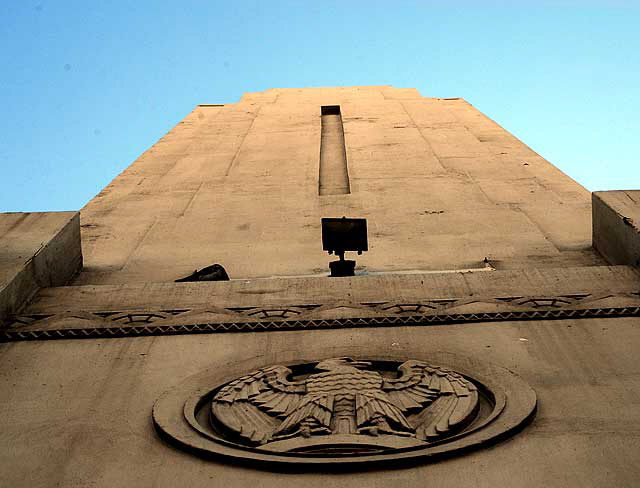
[77,86,599,285]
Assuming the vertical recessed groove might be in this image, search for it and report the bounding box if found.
[319,105,350,196]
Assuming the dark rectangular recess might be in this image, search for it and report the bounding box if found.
[321,105,341,116]
[319,105,350,196]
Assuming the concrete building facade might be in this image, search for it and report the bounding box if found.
[1,86,640,486]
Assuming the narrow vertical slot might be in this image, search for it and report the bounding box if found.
[319,105,350,195]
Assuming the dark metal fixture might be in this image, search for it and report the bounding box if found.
[175,264,230,282]
[321,217,368,277]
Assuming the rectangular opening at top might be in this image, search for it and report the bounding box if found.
[319,105,350,196]
[321,105,341,116]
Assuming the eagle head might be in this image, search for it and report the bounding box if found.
[315,357,372,372]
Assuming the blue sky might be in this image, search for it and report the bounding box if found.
[1,1,638,212]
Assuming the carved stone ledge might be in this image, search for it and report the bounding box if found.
[2,305,640,343]
[4,292,639,331]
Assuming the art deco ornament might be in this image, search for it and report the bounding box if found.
[212,357,477,447]
[153,355,536,468]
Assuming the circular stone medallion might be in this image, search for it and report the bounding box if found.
[153,356,536,468]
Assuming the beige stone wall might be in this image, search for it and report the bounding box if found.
[2,317,639,487]
[77,86,599,285]
[0,212,81,321]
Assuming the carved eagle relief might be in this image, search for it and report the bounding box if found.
[211,357,479,446]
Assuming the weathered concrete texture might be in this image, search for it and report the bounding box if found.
[76,86,601,285]
[0,212,81,322]
[593,190,640,266]
[1,317,639,487]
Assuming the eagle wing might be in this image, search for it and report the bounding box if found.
[273,394,334,436]
[355,390,414,432]
[382,360,478,441]
[211,365,306,444]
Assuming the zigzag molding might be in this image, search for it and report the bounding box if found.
[2,306,640,343]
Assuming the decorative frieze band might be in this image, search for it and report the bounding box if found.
[1,291,639,342]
